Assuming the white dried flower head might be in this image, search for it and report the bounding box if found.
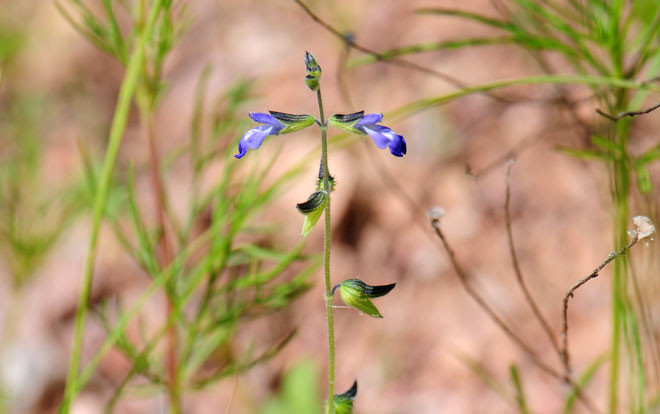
[427,206,445,221]
[632,215,655,240]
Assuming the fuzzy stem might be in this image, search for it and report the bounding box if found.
[317,87,335,414]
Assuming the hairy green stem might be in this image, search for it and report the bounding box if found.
[59,1,164,412]
[317,88,335,414]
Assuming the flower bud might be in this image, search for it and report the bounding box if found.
[332,278,396,318]
[304,51,322,91]
[296,190,328,237]
[317,159,336,192]
[333,380,358,414]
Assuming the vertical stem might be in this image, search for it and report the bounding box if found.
[317,88,335,414]
[608,99,631,414]
[144,111,181,413]
[59,2,164,412]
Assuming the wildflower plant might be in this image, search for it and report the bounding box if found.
[236,52,402,413]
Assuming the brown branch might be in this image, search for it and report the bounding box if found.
[466,123,577,180]
[560,235,639,374]
[595,101,660,121]
[145,112,180,411]
[430,213,600,414]
[293,0,512,103]
[430,215,559,377]
[504,161,562,364]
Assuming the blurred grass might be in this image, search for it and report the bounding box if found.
[54,0,319,412]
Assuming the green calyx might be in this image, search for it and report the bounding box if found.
[317,176,335,192]
[296,190,328,237]
[328,111,365,134]
[333,380,358,414]
[269,111,315,134]
[304,51,322,91]
[333,278,396,318]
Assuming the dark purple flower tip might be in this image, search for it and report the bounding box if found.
[352,113,406,157]
[362,125,407,157]
[235,113,286,159]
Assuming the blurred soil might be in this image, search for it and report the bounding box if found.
[1,0,660,413]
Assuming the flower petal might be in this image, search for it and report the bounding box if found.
[235,139,249,159]
[363,125,393,149]
[234,125,273,158]
[354,113,383,130]
[249,112,284,129]
[388,134,406,157]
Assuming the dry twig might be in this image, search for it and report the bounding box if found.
[595,101,660,121]
[429,210,600,414]
[504,161,562,364]
[293,0,513,103]
[561,235,640,373]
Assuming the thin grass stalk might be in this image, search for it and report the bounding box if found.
[59,1,165,411]
[609,104,632,414]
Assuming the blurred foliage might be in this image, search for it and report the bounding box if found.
[0,91,84,289]
[54,0,317,412]
[260,359,322,414]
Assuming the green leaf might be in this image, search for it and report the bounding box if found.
[590,135,623,155]
[556,146,610,161]
[635,165,653,194]
[635,143,660,166]
[563,352,608,414]
[509,364,530,414]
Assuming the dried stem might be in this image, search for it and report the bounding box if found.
[504,162,562,362]
[430,215,599,414]
[430,217,557,376]
[595,101,660,121]
[561,234,639,374]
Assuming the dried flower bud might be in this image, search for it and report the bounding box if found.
[632,215,655,240]
[332,278,396,318]
[427,206,445,221]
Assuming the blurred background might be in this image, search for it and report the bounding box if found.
[1,0,660,413]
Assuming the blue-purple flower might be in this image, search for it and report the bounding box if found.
[235,111,315,159]
[329,112,407,157]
